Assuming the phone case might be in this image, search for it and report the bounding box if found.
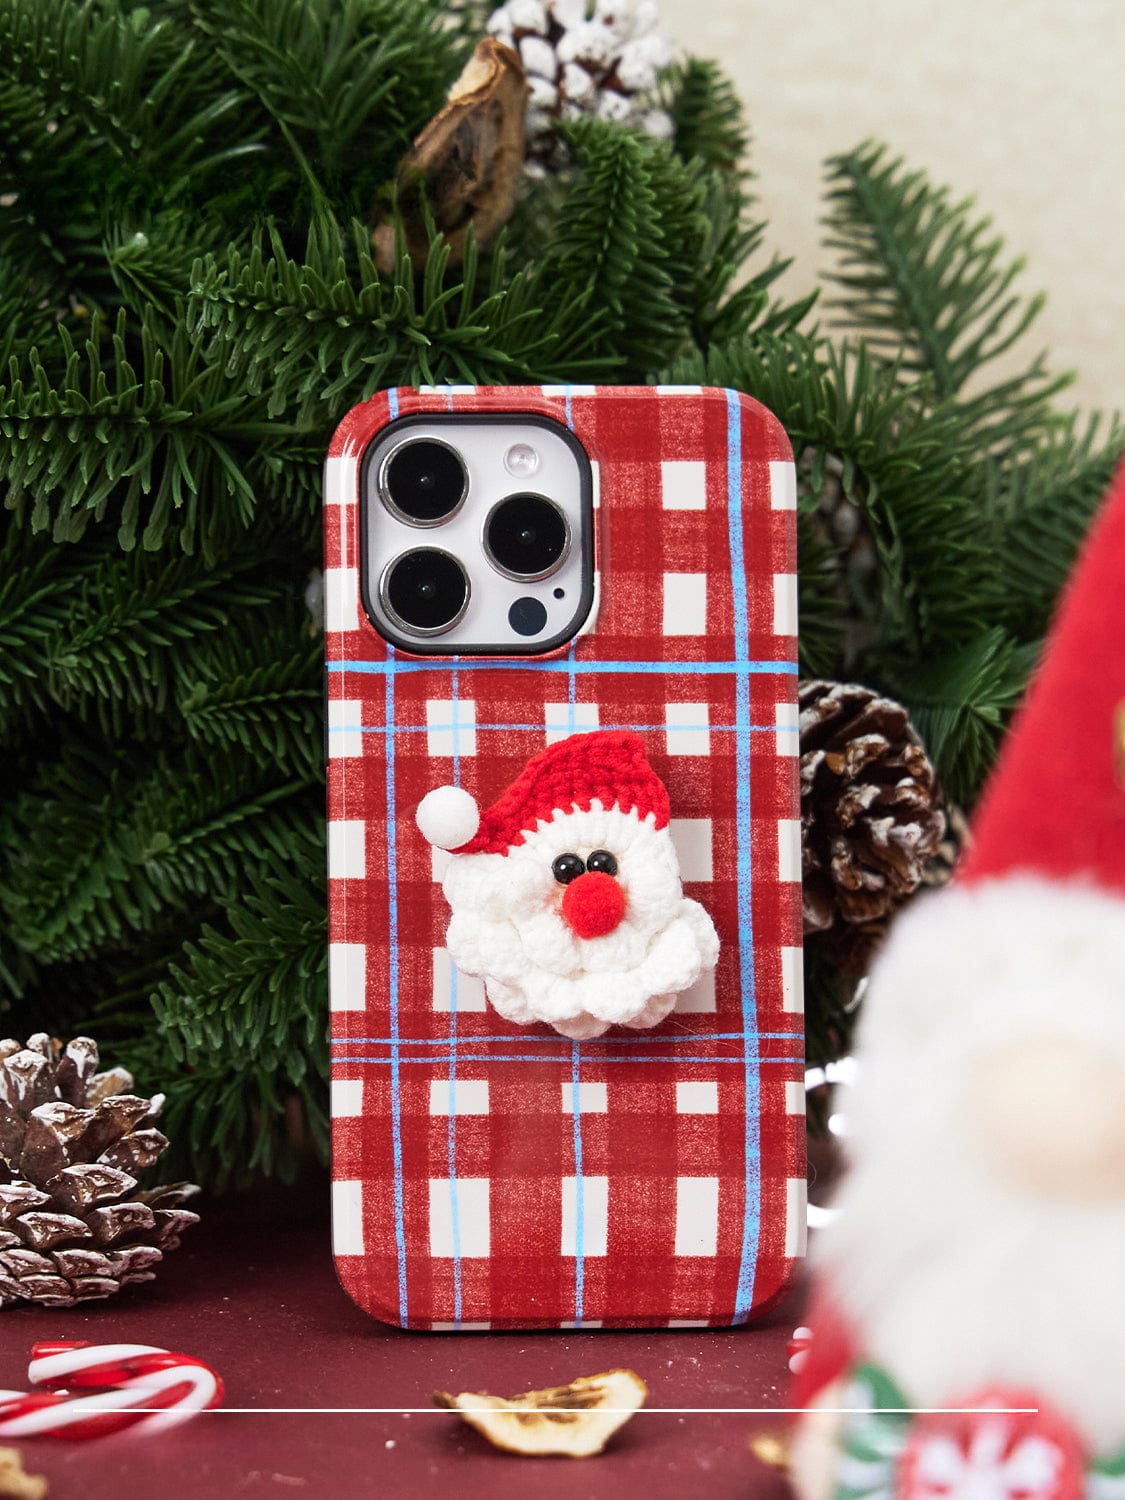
[325,385,805,1330]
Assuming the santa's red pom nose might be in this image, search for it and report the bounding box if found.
[561,870,626,939]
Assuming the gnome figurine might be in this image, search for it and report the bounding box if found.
[415,730,719,1040]
[790,463,1125,1498]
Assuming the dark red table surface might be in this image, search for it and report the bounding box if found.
[1,1170,813,1499]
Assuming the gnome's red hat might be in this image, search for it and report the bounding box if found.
[416,730,670,855]
[957,459,1125,895]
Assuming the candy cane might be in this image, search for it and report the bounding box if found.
[0,1342,223,1440]
[787,1325,813,1375]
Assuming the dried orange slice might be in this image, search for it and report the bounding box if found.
[434,1369,647,1457]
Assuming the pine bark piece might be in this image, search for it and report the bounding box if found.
[0,1444,48,1500]
[434,1370,647,1457]
[800,680,947,972]
[373,38,529,274]
[0,1035,198,1307]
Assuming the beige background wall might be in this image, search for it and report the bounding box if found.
[658,0,1123,414]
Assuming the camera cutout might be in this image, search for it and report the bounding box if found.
[484,494,571,581]
[381,548,470,636]
[361,413,594,655]
[379,438,467,526]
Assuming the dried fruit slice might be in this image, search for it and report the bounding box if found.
[0,1444,48,1499]
[434,1369,646,1458]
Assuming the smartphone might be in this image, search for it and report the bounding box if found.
[325,385,804,1330]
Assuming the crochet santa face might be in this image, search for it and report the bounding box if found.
[416,730,719,1040]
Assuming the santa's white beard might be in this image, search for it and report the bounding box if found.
[441,804,719,1040]
[816,877,1125,1453]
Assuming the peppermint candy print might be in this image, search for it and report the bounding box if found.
[898,1396,1085,1500]
[830,1366,1088,1500]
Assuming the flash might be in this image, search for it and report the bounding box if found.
[503,442,540,478]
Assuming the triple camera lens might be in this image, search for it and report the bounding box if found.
[484,493,570,580]
[378,438,571,638]
[382,549,469,636]
[382,439,467,524]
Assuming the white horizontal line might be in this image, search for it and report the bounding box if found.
[57,1406,1040,1416]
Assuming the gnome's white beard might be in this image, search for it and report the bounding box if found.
[816,877,1125,1453]
[441,804,719,1040]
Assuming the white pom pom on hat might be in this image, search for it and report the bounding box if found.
[416,785,481,852]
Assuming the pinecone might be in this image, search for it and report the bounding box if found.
[486,0,676,172]
[0,1035,199,1308]
[800,681,947,972]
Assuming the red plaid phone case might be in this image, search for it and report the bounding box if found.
[326,385,805,1330]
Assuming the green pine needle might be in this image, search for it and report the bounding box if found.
[823,141,1073,454]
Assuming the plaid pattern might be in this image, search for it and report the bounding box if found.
[326,385,805,1329]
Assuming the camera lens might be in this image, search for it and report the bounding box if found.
[484,494,570,580]
[382,549,469,635]
[381,439,467,525]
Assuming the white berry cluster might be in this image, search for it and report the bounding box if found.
[485,0,678,171]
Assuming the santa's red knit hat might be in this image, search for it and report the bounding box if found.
[958,460,1125,895]
[416,729,670,855]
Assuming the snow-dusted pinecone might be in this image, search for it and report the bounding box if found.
[0,1035,199,1308]
[800,681,948,973]
[486,0,677,171]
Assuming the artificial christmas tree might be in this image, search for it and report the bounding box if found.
[0,0,1121,1185]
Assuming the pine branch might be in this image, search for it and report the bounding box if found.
[176,632,323,779]
[45,545,287,731]
[671,331,973,661]
[0,0,261,205]
[185,0,463,212]
[1,743,321,964]
[896,627,1039,805]
[539,119,681,376]
[118,867,330,1184]
[794,511,847,680]
[152,870,326,1065]
[0,308,307,554]
[0,250,62,369]
[189,215,570,424]
[0,82,120,313]
[983,413,1125,637]
[145,1043,329,1186]
[104,211,229,327]
[823,141,1071,453]
[667,57,750,177]
[0,526,92,735]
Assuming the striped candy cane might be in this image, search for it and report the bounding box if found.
[0,1343,223,1439]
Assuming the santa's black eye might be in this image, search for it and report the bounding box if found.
[586,849,618,876]
[552,853,585,884]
